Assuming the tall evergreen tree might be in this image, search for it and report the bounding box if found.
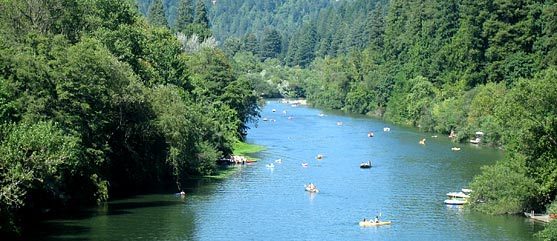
[175,0,194,32]
[147,0,168,28]
[241,33,259,55]
[194,0,209,28]
[260,29,282,60]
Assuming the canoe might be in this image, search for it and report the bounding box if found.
[359,221,392,227]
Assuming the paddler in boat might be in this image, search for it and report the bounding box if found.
[374,216,379,223]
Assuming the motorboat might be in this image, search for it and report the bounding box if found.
[367,132,374,138]
[419,138,426,145]
[262,117,268,121]
[446,192,470,199]
[316,154,324,160]
[359,220,392,227]
[360,161,372,169]
[461,188,473,193]
[318,113,325,117]
[383,127,391,132]
[301,163,308,167]
[336,121,343,126]
[275,158,282,163]
[272,109,276,112]
[444,198,467,205]
[451,147,461,151]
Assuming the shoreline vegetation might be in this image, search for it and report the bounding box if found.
[215,0,557,238]
[0,0,261,238]
[204,142,265,180]
[0,0,555,239]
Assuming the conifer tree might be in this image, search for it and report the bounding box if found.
[147,0,168,28]
[194,0,209,28]
[175,0,194,32]
[260,29,282,60]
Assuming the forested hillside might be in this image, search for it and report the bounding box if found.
[200,0,556,239]
[0,0,258,238]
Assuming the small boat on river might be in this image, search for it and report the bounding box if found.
[301,163,308,167]
[359,220,392,227]
[419,138,426,145]
[470,131,484,144]
[444,198,467,205]
[360,161,372,169]
[316,154,324,160]
[266,163,274,168]
[367,132,374,137]
[451,147,461,151]
[446,192,470,199]
[305,184,319,193]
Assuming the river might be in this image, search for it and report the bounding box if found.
[35,100,543,240]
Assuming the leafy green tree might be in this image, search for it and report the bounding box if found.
[0,121,82,235]
[470,154,537,214]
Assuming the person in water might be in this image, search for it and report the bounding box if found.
[374,216,379,223]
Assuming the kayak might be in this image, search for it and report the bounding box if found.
[359,221,392,227]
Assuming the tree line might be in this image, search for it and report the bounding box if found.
[0,0,258,238]
[207,0,557,239]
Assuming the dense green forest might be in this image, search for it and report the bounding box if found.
[1,0,557,239]
[0,0,259,238]
[201,0,556,239]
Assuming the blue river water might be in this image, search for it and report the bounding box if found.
[36,100,543,241]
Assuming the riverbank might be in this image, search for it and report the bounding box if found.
[232,141,265,158]
[204,142,265,180]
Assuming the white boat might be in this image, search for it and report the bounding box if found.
[383,127,391,132]
[272,109,276,112]
[262,117,268,121]
[304,184,319,193]
[451,147,461,151]
[470,131,484,144]
[316,154,324,160]
[461,188,473,193]
[318,113,325,117]
[446,192,470,198]
[301,163,308,167]
[444,199,467,205]
[336,121,343,126]
[470,138,481,144]
[359,220,392,227]
[360,161,372,169]
[275,158,282,163]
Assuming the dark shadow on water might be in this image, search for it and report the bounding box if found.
[24,200,186,241]
[25,222,92,241]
